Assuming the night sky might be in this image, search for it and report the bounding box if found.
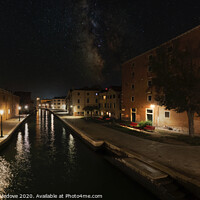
[0,0,199,99]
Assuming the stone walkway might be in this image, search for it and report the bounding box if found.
[52,111,200,185]
[0,115,27,146]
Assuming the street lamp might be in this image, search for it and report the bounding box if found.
[18,106,21,121]
[25,105,28,110]
[0,110,4,137]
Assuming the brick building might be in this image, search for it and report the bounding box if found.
[0,88,19,120]
[99,86,121,119]
[122,25,200,134]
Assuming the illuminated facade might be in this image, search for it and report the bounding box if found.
[99,87,121,119]
[0,88,20,120]
[51,97,66,110]
[66,88,99,116]
[122,25,200,134]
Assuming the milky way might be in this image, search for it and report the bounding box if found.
[0,0,199,98]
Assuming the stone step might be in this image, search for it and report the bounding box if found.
[121,157,168,180]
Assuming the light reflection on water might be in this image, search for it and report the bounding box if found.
[0,111,157,199]
[0,157,12,194]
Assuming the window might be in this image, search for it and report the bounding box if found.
[95,99,98,103]
[110,95,112,99]
[131,96,134,102]
[148,80,152,87]
[113,95,115,98]
[103,95,106,100]
[77,92,80,96]
[87,98,89,103]
[78,112,80,115]
[147,95,152,101]
[149,54,153,60]
[168,46,173,53]
[87,92,89,95]
[148,65,152,72]
[110,103,112,108]
[132,62,134,67]
[78,99,80,103]
[131,84,134,89]
[146,109,153,122]
[57,103,60,105]
[77,106,80,109]
[87,111,89,114]
[165,111,170,118]
[113,103,115,108]
[105,103,106,108]
[132,72,134,77]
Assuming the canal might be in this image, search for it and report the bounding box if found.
[0,110,157,199]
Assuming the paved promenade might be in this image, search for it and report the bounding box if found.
[53,111,200,186]
[0,115,27,147]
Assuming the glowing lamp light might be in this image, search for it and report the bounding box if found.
[18,106,21,110]
[25,105,28,109]
[70,105,73,108]
[150,104,155,109]
[36,97,40,100]
[0,110,4,115]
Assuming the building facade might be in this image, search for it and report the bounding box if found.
[51,97,66,110]
[0,88,20,120]
[99,87,121,119]
[122,25,200,134]
[66,88,99,116]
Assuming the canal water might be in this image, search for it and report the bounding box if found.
[0,110,156,199]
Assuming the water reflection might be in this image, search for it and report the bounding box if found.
[50,113,56,158]
[0,157,12,194]
[24,123,30,152]
[68,133,76,163]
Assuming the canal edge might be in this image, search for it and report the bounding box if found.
[0,113,33,151]
[49,109,200,200]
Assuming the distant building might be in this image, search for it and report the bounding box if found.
[66,88,100,116]
[0,88,19,120]
[14,91,34,112]
[51,97,66,110]
[39,99,52,109]
[122,25,200,133]
[99,86,121,119]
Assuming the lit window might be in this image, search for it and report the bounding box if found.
[131,96,134,102]
[165,111,170,118]
[103,96,106,100]
[8,109,10,114]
